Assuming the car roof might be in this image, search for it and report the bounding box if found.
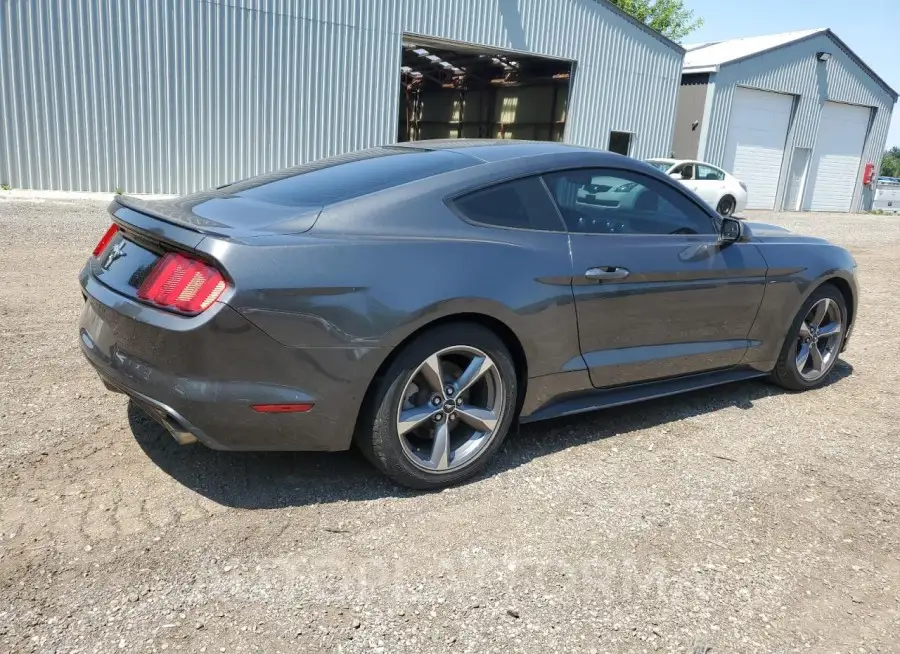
[656,158,727,171]
[394,139,609,163]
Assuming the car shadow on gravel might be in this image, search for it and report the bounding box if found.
[497,361,855,472]
[130,361,853,508]
[128,403,403,508]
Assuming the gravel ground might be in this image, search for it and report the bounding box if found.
[1,198,899,653]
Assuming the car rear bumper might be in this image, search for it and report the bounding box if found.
[96,374,202,446]
[78,267,386,451]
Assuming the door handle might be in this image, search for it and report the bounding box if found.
[585,266,630,281]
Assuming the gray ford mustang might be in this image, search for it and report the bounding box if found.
[79,140,858,489]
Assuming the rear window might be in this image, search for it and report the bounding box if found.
[235,148,475,207]
[645,160,672,172]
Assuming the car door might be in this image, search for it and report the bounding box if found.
[542,167,769,389]
[693,164,727,206]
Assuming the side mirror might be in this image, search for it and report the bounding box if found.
[669,172,681,179]
[719,216,743,244]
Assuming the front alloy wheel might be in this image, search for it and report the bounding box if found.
[771,284,847,391]
[795,297,842,382]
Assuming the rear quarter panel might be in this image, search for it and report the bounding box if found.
[201,197,581,381]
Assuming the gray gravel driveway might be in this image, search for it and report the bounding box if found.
[1,198,898,653]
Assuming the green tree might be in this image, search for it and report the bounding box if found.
[608,0,703,42]
[880,146,900,178]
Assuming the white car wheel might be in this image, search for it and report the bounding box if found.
[716,195,736,217]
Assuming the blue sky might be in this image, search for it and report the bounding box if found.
[685,0,899,149]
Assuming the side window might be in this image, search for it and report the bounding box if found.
[451,176,564,231]
[697,164,725,181]
[672,163,694,180]
[542,168,716,236]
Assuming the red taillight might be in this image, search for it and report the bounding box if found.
[92,223,120,257]
[137,252,227,314]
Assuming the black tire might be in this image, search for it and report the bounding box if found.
[770,283,847,391]
[717,195,736,217]
[356,323,519,490]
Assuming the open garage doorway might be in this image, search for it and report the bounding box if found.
[398,36,573,143]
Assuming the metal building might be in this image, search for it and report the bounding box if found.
[0,0,684,195]
[672,29,897,212]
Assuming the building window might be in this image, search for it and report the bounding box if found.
[608,131,633,156]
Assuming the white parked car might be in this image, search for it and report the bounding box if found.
[645,159,748,217]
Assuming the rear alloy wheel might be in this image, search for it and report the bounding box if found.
[397,346,504,473]
[358,324,518,489]
[717,195,736,217]
[771,284,847,391]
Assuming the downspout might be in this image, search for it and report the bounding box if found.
[696,71,717,161]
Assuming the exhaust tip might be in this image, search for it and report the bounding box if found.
[160,415,198,445]
[109,385,200,446]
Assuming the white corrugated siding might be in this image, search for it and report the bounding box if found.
[722,87,794,209]
[0,0,683,194]
[698,32,895,212]
[807,101,871,212]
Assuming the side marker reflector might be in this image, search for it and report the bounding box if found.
[251,403,314,413]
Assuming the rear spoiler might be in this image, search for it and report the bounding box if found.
[114,193,233,235]
[109,198,207,252]
[113,193,324,240]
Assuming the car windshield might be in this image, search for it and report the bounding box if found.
[644,160,672,172]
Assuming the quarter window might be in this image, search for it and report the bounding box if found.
[452,176,565,231]
[542,168,716,235]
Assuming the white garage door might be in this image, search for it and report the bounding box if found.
[722,87,794,210]
[807,102,870,212]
